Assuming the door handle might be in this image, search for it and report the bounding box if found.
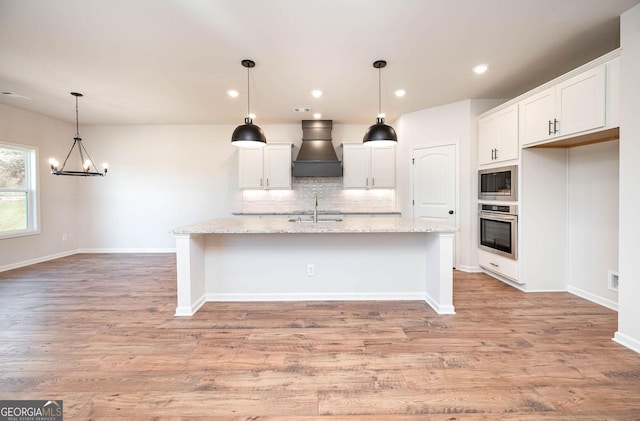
[448,210,454,215]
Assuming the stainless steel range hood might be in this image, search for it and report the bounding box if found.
[292,120,342,177]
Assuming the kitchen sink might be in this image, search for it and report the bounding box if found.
[288,217,343,223]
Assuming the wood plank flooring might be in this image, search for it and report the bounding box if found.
[1,253,639,420]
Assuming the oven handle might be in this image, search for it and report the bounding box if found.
[479,212,517,222]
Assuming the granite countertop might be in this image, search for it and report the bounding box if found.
[173,217,457,235]
[232,211,402,216]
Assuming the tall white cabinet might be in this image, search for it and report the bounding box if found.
[342,144,395,189]
[238,143,292,189]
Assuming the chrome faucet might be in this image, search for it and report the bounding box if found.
[313,193,318,223]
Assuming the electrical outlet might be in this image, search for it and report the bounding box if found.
[307,264,315,277]
[61,234,68,242]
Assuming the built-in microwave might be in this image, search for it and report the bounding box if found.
[478,165,517,201]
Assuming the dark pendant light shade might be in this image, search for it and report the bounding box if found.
[232,59,267,148]
[363,60,398,147]
[49,92,108,176]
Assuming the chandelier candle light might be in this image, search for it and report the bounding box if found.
[49,92,108,176]
[363,60,398,147]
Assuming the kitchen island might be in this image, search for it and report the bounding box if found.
[172,217,457,316]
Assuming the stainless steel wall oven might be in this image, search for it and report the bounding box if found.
[479,204,518,260]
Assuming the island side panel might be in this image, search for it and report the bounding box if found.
[424,232,455,314]
[175,233,206,316]
[202,232,429,301]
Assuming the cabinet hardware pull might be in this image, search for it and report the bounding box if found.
[366,178,369,186]
[494,148,498,160]
[491,148,494,160]
[260,178,263,187]
[372,178,375,187]
[490,262,499,267]
[266,178,269,187]
[548,120,553,135]
[554,118,559,134]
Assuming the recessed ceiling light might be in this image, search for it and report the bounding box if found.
[311,90,322,98]
[313,113,322,119]
[473,64,489,74]
[227,90,239,97]
[394,89,406,97]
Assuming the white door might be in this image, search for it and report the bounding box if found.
[412,144,456,226]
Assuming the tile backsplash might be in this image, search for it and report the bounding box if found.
[241,177,396,213]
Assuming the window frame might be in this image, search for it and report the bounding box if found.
[0,141,40,239]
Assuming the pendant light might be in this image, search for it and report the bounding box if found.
[231,59,267,147]
[49,92,108,176]
[363,60,398,147]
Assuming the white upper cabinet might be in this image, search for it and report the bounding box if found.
[520,65,607,147]
[238,143,292,189]
[343,144,395,189]
[478,104,518,165]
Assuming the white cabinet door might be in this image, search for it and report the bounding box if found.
[478,104,518,165]
[238,147,264,189]
[556,66,606,137]
[343,144,370,188]
[264,144,291,189]
[520,64,607,147]
[238,144,291,189]
[370,146,395,188]
[519,86,556,146]
[343,144,396,189]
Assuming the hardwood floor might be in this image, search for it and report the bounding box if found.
[1,253,639,420]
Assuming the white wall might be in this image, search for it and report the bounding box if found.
[567,141,619,308]
[0,103,78,269]
[76,124,301,251]
[616,3,640,352]
[394,99,502,271]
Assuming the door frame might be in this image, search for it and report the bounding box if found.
[410,142,460,267]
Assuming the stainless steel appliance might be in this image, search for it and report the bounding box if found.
[478,165,517,201]
[479,204,517,260]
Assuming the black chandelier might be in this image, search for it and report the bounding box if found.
[231,59,267,147]
[49,92,108,176]
[363,60,398,146]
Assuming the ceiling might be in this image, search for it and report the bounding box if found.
[1,0,639,126]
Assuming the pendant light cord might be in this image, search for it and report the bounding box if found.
[75,94,80,138]
[378,66,382,117]
[246,65,251,119]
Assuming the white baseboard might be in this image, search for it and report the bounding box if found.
[613,331,640,354]
[175,295,206,317]
[1,248,176,273]
[77,248,176,254]
[456,265,483,273]
[205,292,426,302]
[567,285,618,311]
[0,250,77,273]
[424,292,456,315]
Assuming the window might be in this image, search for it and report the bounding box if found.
[0,142,39,238]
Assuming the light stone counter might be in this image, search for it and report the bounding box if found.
[173,217,457,317]
[173,217,456,235]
